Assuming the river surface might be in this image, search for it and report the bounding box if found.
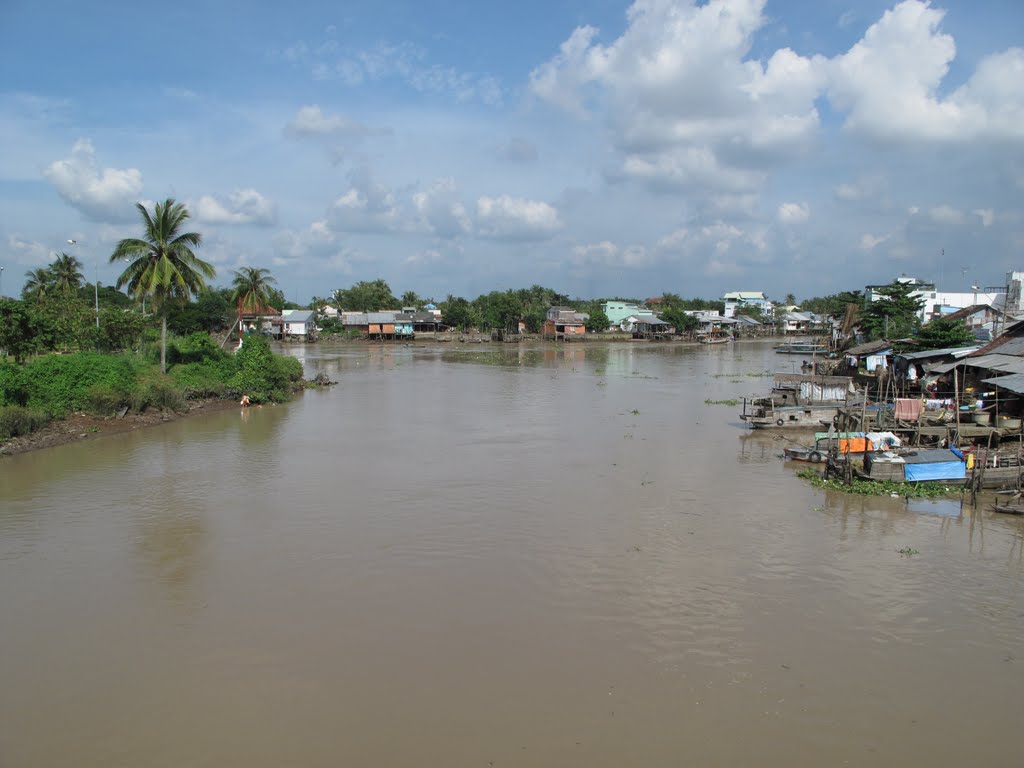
[2,340,1023,767]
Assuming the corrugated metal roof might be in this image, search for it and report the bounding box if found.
[366,311,399,323]
[962,353,1024,371]
[284,310,315,323]
[983,373,1024,395]
[896,345,979,361]
[845,340,893,355]
[343,313,368,325]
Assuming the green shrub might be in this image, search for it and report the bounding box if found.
[0,406,50,440]
[167,332,228,365]
[144,380,186,412]
[22,353,143,416]
[84,383,131,416]
[230,335,299,402]
[169,356,239,399]
[0,363,27,407]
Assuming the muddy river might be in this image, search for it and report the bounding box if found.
[2,341,1022,766]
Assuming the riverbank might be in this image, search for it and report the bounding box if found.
[0,397,243,457]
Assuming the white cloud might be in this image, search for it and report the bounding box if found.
[861,232,891,251]
[43,139,143,222]
[329,168,405,233]
[280,39,504,105]
[973,208,995,227]
[6,234,51,267]
[476,195,562,241]
[570,240,651,268]
[285,105,370,137]
[929,204,964,225]
[195,189,276,226]
[827,1,1024,141]
[530,1,825,191]
[411,178,471,239]
[777,202,809,224]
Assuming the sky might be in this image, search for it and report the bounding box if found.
[1,0,1022,305]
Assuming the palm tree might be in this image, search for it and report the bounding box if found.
[110,198,215,373]
[23,267,53,301]
[230,267,277,333]
[50,252,85,295]
[400,290,420,309]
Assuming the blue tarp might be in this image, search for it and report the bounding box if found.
[904,461,966,482]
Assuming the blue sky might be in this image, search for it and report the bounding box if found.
[1,0,1021,304]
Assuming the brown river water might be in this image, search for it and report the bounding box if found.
[2,340,1023,767]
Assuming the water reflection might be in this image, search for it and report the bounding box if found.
[3,340,1024,767]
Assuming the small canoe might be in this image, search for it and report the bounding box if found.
[992,504,1024,515]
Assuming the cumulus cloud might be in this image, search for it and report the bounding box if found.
[827,0,1024,141]
[6,234,51,266]
[777,202,809,224]
[653,219,768,275]
[531,0,1024,203]
[329,168,405,233]
[43,139,143,221]
[195,189,276,225]
[476,195,562,241]
[570,240,651,268]
[929,204,964,225]
[411,178,471,239]
[530,0,825,191]
[973,208,995,227]
[285,105,372,138]
[861,232,891,251]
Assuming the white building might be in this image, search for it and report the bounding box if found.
[865,275,1007,323]
[723,291,772,319]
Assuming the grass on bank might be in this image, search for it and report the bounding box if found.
[796,468,961,499]
[0,333,303,442]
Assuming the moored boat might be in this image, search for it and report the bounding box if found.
[774,341,829,355]
[740,373,857,430]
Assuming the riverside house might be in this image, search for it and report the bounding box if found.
[542,306,589,340]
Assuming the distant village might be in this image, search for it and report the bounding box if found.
[251,272,1021,347]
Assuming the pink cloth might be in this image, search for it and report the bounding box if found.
[895,398,922,421]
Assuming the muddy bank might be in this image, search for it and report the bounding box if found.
[0,398,241,457]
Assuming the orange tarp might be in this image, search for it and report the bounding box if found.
[839,437,872,454]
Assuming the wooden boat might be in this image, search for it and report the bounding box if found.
[740,373,856,429]
[992,504,1024,515]
[774,341,829,355]
[858,449,967,484]
[783,432,870,462]
[698,330,731,344]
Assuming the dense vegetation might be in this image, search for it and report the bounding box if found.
[0,199,305,444]
[0,334,303,440]
[797,469,961,499]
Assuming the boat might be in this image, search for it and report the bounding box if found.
[699,335,730,345]
[740,373,856,429]
[992,504,1024,515]
[858,448,967,484]
[698,329,731,344]
[785,430,903,463]
[783,432,870,463]
[774,341,829,355]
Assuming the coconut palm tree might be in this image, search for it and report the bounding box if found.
[50,252,85,295]
[230,266,277,333]
[23,267,53,301]
[231,267,277,314]
[110,198,215,373]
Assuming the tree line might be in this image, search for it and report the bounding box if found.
[2,195,977,360]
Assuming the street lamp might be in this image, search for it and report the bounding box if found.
[67,239,99,330]
[0,265,5,297]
